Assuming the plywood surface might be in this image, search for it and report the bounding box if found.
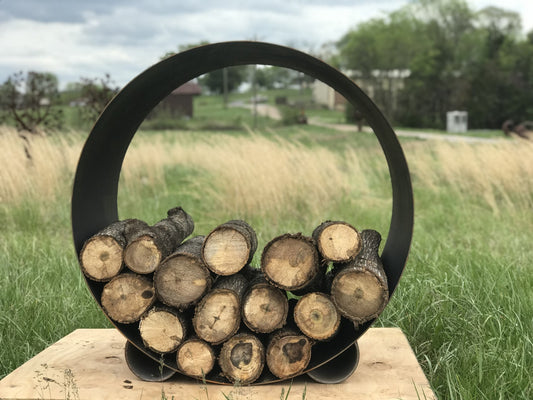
[0,328,435,400]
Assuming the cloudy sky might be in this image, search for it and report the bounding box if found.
[1,0,532,88]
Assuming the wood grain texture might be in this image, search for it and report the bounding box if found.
[139,307,187,353]
[124,207,194,274]
[79,219,147,282]
[218,332,265,384]
[100,273,155,324]
[330,230,389,325]
[242,277,288,334]
[294,292,340,341]
[176,337,216,379]
[154,236,211,310]
[261,233,320,291]
[266,328,313,380]
[202,220,257,276]
[0,328,436,399]
[312,221,362,262]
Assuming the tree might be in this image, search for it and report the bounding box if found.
[337,0,532,129]
[78,74,119,124]
[0,71,63,133]
[199,66,246,94]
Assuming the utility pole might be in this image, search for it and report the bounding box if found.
[223,67,228,109]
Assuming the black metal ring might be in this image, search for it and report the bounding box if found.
[71,41,413,384]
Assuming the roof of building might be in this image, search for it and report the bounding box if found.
[171,81,202,95]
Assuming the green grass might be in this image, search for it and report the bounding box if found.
[1,97,532,399]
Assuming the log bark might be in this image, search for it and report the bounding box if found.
[139,306,188,353]
[193,274,247,345]
[100,273,155,324]
[330,229,389,325]
[266,327,313,380]
[242,273,288,334]
[261,233,320,292]
[154,236,212,310]
[312,221,362,263]
[124,207,194,274]
[202,220,257,276]
[79,219,147,282]
[218,332,265,384]
[176,337,216,379]
[294,292,340,341]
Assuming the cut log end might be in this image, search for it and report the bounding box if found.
[124,236,161,274]
[242,284,288,333]
[331,269,389,324]
[266,332,312,379]
[316,222,361,262]
[193,290,241,344]
[219,333,265,384]
[100,274,155,324]
[261,234,319,291]
[294,292,340,341]
[139,308,186,353]
[80,236,123,281]
[154,254,211,309]
[176,339,215,379]
[202,228,250,275]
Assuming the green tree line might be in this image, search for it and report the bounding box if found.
[336,0,533,129]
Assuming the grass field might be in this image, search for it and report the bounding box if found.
[0,112,532,399]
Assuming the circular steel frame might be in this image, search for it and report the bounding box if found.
[71,41,414,384]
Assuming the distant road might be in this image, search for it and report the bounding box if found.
[308,118,503,143]
[236,102,504,143]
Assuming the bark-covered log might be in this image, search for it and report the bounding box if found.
[294,292,340,341]
[139,306,188,353]
[266,327,313,380]
[202,220,257,276]
[100,273,155,324]
[261,233,320,292]
[219,332,265,384]
[176,337,216,379]
[193,274,247,345]
[124,207,194,274]
[312,221,362,263]
[154,236,211,310]
[79,219,147,281]
[242,273,288,334]
[330,229,389,325]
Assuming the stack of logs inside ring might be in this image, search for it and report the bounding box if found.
[79,206,389,384]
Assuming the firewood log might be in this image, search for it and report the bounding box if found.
[202,220,257,275]
[312,220,362,262]
[193,274,248,345]
[154,236,212,310]
[176,337,216,379]
[241,272,288,333]
[124,207,194,274]
[294,292,340,341]
[139,306,188,353]
[330,229,389,325]
[79,219,148,281]
[265,327,313,380]
[261,233,320,292]
[218,332,265,384]
[100,273,155,324]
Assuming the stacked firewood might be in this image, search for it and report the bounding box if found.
[79,206,389,384]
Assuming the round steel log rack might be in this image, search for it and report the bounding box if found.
[71,41,414,385]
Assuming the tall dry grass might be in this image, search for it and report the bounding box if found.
[2,125,532,223]
[404,139,533,215]
[0,126,82,204]
[123,133,361,218]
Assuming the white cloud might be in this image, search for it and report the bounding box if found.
[0,0,531,88]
